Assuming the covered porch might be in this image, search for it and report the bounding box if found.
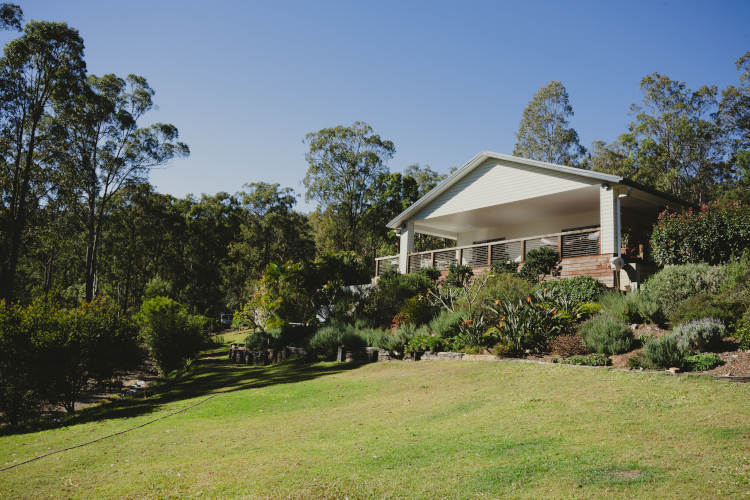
[377,183,676,289]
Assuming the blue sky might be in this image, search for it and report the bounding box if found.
[4,1,750,210]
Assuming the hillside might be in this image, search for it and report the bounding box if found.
[0,343,748,499]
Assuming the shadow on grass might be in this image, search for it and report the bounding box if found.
[2,347,363,436]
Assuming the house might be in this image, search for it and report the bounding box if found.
[376,151,692,289]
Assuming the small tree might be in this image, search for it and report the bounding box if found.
[520,247,560,283]
[429,270,490,347]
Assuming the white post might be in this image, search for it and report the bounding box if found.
[399,222,414,274]
[599,185,618,255]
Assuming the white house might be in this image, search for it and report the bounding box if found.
[376,151,691,289]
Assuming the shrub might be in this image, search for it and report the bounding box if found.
[418,266,442,281]
[557,353,611,366]
[539,276,605,305]
[397,295,438,326]
[446,264,473,287]
[490,259,518,275]
[578,314,635,355]
[519,246,560,282]
[404,335,443,355]
[670,293,745,328]
[0,300,44,425]
[475,272,533,308]
[642,264,726,317]
[599,291,661,324]
[356,271,434,328]
[736,309,750,349]
[486,296,561,355]
[548,334,588,357]
[138,296,209,374]
[673,318,726,354]
[685,353,725,371]
[490,341,513,357]
[307,322,367,360]
[1,298,140,423]
[578,302,603,318]
[428,310,462,337]
[650,201,750,266]
[380,324,428,352]
[641,334,684,369]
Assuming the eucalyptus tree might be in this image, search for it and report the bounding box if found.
[0,3,21,31]
[513,81,585,166]
[0,21,86,302]
[53,74,189,302]
[403,163,446,194]
[303,121,395,254]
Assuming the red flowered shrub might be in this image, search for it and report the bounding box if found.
[650,201,750,266]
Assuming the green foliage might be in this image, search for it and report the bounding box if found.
[143,275,174,300]
[357,270,434,328]
[303,121,395,256]
[513,80,585,166]
[599,291,662,324]
[428,310,462,337]
[642,264,726,317]
[490,259,518,275]
[0,298,139,424]
[685,353,725,371]
[557,353,611,366]
[578,315,635,355]
[477,273,534,308]
[307,322,367,360]
[673,318,726,354]
[137,296,209,374]
[404,335,443,355]
[397,295,437,326]
[651,202,750,266]
[519,247,560,282]
[641,334,685,369]
[486,295,562,355]
[537,276,605,305]
[736,309,750,349]
[446,263,473,287]
[670,293,745,328]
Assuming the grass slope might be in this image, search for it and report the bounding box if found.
[1,343,748,499]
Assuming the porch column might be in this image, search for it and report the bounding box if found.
[599,184,619,255]
[399,221,414,274]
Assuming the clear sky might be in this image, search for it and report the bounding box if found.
[4,1,750,210]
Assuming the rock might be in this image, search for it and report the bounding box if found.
[437,352,464,360]
[667,367,681,375]
[462,354,500,362]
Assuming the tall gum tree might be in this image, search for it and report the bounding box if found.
[0,21,86,302]
[513,80,585,166]
[54,74,189,302]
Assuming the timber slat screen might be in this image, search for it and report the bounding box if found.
[374,255,399,276]
[397,227,601,274]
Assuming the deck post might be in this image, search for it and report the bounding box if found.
[520,239,526,262]
[458,248,463,266]
[487,243,492,266]
[431,251,436,267]
[375,258,379,276]
[557,234,563,258]
[398,222,414,274]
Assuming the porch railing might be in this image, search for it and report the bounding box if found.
[375,254,400,276]
[405,227,601,274]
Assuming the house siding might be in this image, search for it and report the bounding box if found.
[414,158,597,221]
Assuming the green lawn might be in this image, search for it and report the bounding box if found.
[1,344,748,499]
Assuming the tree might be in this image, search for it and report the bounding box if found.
[0,3,22,31]
[403,163,446,194]
[227,182,315,307]
[0,21,86,302]
[303,121,395,254]
[53,73,189,302]
[513,81,585,166]
[588,73,726,203]
[718,51,750,200]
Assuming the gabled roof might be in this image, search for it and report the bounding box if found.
[386,151,691,229]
